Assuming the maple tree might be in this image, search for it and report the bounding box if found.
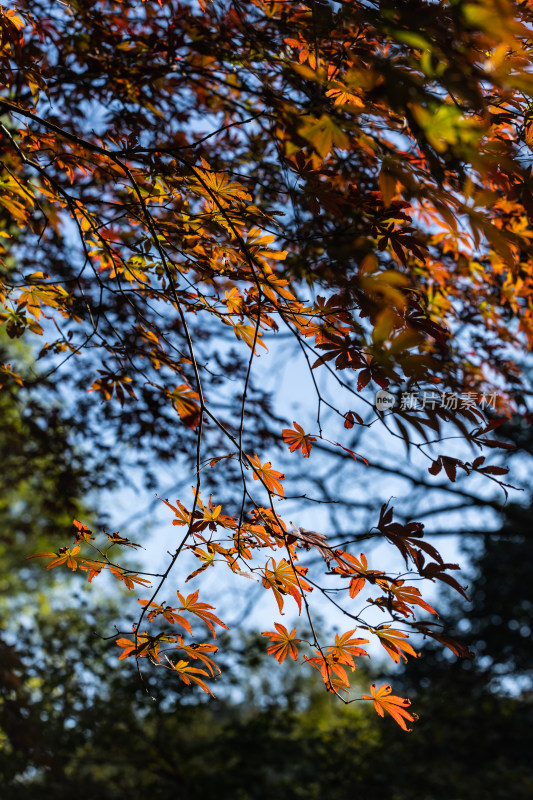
[2,0,533,729]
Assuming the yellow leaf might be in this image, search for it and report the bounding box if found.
[298,114,349,158]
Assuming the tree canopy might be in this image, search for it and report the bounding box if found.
[1,0,533,725]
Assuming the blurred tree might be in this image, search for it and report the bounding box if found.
[0,339,95,597]
[3,558,532,800]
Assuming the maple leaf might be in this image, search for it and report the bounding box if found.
[376,626,419,664]
[362,683,417,732]
[420,629,474,660]
[195,494,224,531]
[72,519,95,543]
[331,551,384,598]
[282,421,316,457]
[223,287,244,315]
[176,590,228,637]
[374,579,438,617]
[169,384,201,429]
[194,159,252,212]
[106,531,142,549]
[246,227,288,263]
[167,658,214,696]
[261,558,313,614]
[27,546,83,571]
[174,636,220,676]
[326,630,369,668]
[115,637,139,661]
[262,623,301,663]
[304,651,352,690]
[344,410,363,428]
[115,632,168,662]
[249,455,285,496]
[87,368,136,405]
[225,320,268,353]
[78,560,104,583]
[325,84,365,108]
[109,566,151,591]
[419,560,470,600]
[428,455,470,482]
[312,334,365,371]
[376,502,443,568]
[259,269,294,303]
[299,114,349,158]
[4,8,25,30]
[138,600,193,633]
[291,528,334,563]
[185,546,216,582]
[159,496,193,528]
[16,276,70,320]
[284,35,317,68]
[0,362,23,388]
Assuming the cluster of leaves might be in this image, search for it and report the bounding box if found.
[5,414,533,794]
[2,0,533,728]
[30,495,471,727]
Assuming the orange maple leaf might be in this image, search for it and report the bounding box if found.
[78,559,105,583]
[109,566,151,590]
[326,629,369,667]
[262,623,301,663]
[138,600,193,634]
[176,589,228,637]
[116,637,139,661]
[167,658,214,696]
[374,579,438,617]
[27,546,82,571]
[115,632,170,662]
[261,558,313,614]
[332,551,383,598]
[362,683,418,731]
[175,636,220,676]
[249,454,285,496]
[72,519,95,542]
[282,421,316,457]
[376,625,419,664]
[304,651,352,690]
[169,384,201,429]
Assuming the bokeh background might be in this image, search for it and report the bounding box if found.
[1,328,532,799]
